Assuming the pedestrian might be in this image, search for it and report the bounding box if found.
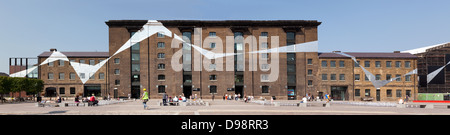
[74,95,80,106]
[141,88,149,109]
[225,94,228,101]
[405,95,409,103]
[325,93,330,103]
[302,96,307,103]
[223,94,226,100]
[398,98,404,104]
[128,93,131,100]
[162,92,168,106]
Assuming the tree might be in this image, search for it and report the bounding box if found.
[0,77,12,103]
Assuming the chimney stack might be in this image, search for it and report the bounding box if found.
[50,48,57,52]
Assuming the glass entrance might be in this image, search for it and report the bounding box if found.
[331,86,347,101]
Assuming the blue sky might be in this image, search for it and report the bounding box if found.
[0,0,449,73]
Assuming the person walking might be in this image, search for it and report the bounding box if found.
[162,92,168,106]
[141,88,149,109]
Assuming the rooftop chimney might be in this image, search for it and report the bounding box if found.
[50,48,57,52]
[393,51,400,53]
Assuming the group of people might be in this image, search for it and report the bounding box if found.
[222,94,254,103]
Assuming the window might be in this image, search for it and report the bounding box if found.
[158,64,165,70]
[339,61,345,67]
[364,61,370,67]
[70,73,76,80]
[114,69,120,75]
[330,61,336,67]
[365,89,371,97]
[396,74,401,81]
[287,64,296,73]
[375,61,381,68]
[262,86,269,94]
[69,59,75,65]
[89,59,95,65]
[209,75,217,81]
[386,61,392,68]
[99,73,105,80]
[48,73,54,80]
[355,74,360,81]
[405,61,411,68]
[287,53,295,62]
[115,80,120,85]
[114,58,120,64]
[70,87,75,94]
[355,89,360,97]
[59,73,64,80]
[79,59,85,64]
[261,32,268,37]
[321,61,327,67]
[59,87,65,95]
[80,73,85,79]
[395,61,402,68]
[261,42,268,49]
[210,42,216,48]
[132,64,140,72]
[59,60,64,66]
[157,32,164,37]
[406,90,411,97]
[365,75,369,81]
[355,61,360,67]
[89,73,95,80]
[339,74,345,80]
[307,69,313,75]
[307,59,313,65]
[387,89,392,97]
[308,80,313,86]
[210,85,217,93]
[209,32,216,37]
[262,53,269,59]
[261,74,269,81]
[396,90,402,98]
[157,42,165,48]
[132,54,140,61]
[158,86,165,93]
[158,75,165,81]
[322,74,327,80]
[261,64,269,70]
[405,75,411,82]
[376,74,381,80]
[386,74,392,80]
[131,43,140,51]
[330,74,336,81]
[157,53,165,59]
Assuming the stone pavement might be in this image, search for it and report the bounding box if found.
[1,99,450,115]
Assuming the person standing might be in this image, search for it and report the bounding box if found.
[162,92,168,106]
[141,88,149,109]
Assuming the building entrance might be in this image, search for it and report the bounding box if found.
[331,86,347,101]
[235,86,244,98]
[183,86,192,99]
[131,86,140,99]
[45,87,56,97]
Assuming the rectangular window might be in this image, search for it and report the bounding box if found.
[321,60,327,67]
[114,58,120,64]
[330,74,336,81]
[355,89,360,97]
[364,61,370,67]
[59,73,64,80]
[308,80,313,86]
[158,64,165,70]
[132,54,140,61]
[158,86,165,93]
[132,64,140,72]
[387,89,392,97]
[355,61,360,67]
[261,42,268,49]
[365,89,371,97]
[261,53,269,59]
[79,59,85,64]
[395,61,402,68]
[157,42,165,48]
[48,62,54,67]
[307,69,313,75]
[405,61,411,68]
[355,74,360,81]
[79,73,85,79]
[70,87,75,94]
[261,64,269,70]
[59,87,65,95]
[396,90,402,98]
[115,80,120,85]
[131,43,140,51]
[210,85,217,93]
[386,74,392,80]
[114,69,120,75]
[262,86,269,94]
[339,61,345,67]
[89,73,95,80]
[261,32,268,37]
[375,61,381,68]
[339,74,345,80]
[376,74,381,80]
[88,60,94,65]
[59,60,64,67]
[158,75,165,81]
[209,75,217,81]
[48,73,54,80]
[99,73,105,80]
[322,74,327,80]
[386,61,392,68]
[210,42,216,48]
[209,32,216,37]
[396,74,401,81]
[330,61,336,67]
[157,32,164,37]
[307,59,313,65]
[365,75,369,81]
[70,73,76,80]
[287,64,296,73]
[406,90,411,97]
[158,53,165,59]
[405,75,411,81]
[261,74,269,81]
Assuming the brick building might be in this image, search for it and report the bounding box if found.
[37,50,109,98]
[318,51,418,101]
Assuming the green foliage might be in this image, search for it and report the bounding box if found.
[0,77,44,96]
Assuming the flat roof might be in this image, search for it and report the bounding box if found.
[38,52,109,58]
[105,20,322,27]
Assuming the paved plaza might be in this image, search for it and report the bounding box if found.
[1,99,450,115]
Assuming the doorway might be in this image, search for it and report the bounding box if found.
[131,86,140,99]
[45,87,56,97]
[376,89,380,101]
[235,86,244,98]
[84,85,101,97]
[183,86,192,99]
[287,86,296,100]
[331,86,347,101]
